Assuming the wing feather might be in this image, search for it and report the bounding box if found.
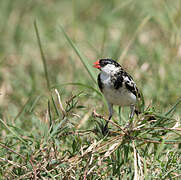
[122,71,140,98]
[97,73,104,92]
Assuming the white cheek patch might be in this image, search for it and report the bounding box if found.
[102,64,119,74]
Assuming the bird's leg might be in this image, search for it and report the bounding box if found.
[125,105,135,129]
[102,103,113,135]
[118,106,122,124]
[129,105,135,119]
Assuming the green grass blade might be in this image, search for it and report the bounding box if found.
[29,95,42,112]
[59,25,97,83]
[119,15,151,62]
[48,100,53,133]
[51,82,102,97]
[34,20,51,90]
[51,94,61,117]
[13,96,32,121]
[165,97,181,116]
[0,118,26,143]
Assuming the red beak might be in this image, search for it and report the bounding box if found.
[93,60,101,69]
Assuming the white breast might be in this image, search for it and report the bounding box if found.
[100,73,137,106]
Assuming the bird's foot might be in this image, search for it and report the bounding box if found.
[102,123,109,136]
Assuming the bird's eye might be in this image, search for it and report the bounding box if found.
[100,61,109,67]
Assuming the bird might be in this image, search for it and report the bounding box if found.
[93,58,140,135]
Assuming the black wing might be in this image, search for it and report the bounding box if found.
[113,72,123,89]
[125,82,140,98]
[97,74,104,92]
[123,71,140,98]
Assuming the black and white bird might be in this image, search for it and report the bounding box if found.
[93,58,140,134]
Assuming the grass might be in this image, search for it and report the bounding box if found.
[1,0,181,179]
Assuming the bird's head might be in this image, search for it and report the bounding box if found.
[93,58,121,74]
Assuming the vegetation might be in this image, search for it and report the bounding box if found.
[0,0,181,179]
